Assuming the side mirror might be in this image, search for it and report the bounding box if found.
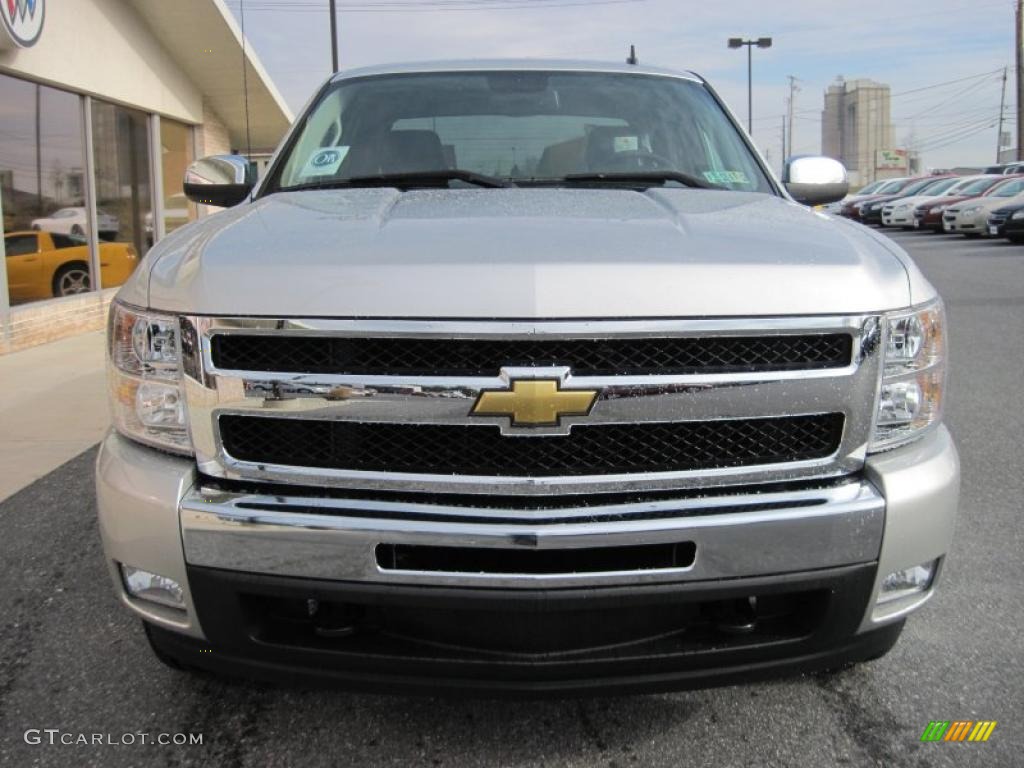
[183,155,254,207]
[783,156,849,206]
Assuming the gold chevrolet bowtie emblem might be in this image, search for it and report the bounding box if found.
[472,379,598,426]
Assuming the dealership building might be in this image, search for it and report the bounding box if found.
[0,0,292,352]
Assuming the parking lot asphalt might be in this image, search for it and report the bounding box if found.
[1,229,1022,768]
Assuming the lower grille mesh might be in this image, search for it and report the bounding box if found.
[219,414,844,477]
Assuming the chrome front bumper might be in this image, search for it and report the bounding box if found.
[95,426,959,641]
[179,481,885,589]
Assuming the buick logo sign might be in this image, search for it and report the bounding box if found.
[0,0,45,49]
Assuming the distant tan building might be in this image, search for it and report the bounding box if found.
[821,77,895,186]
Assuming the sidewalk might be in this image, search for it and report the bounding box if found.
[0,331,109,502]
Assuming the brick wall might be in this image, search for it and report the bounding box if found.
[0,289,117,355]
[198,100,232,157]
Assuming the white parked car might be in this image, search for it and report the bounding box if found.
[880,176,962,227]
[942,176,1024,236]
[31,206,119,239]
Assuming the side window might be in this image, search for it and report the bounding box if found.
[5,234,39,256]
[50,234,83,249]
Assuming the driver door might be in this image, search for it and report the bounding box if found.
[5,233,44,302]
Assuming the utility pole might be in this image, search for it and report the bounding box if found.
[997,66,1008,162]
[786,75,800,159]
[1017,0,1023,160]
[781,114,786,174]
[329,0,339,73]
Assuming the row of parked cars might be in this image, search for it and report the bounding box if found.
[832,161,1024,244]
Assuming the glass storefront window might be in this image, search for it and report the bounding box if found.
[157,119,196,242]
[91,99,152,261]
[0,74,95,304]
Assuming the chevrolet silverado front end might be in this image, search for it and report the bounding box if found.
[96,61,958,695]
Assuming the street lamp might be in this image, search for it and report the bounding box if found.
[727,37,772,134]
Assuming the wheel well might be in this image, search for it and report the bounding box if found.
[51,261,90,296]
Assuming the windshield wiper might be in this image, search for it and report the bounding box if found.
[558,171,719,189]
[286,169,513,192]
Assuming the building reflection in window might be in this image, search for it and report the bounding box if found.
[0,74,96,304]
[157,118,196,243]
[91,99,152,261]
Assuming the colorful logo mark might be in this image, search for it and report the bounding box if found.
[0,0,44,48]
[920,721,997,743]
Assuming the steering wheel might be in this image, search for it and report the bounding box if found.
[598,150,675,172]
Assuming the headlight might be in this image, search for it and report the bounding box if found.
[1012,210,1024,220]
[893,204,909,212]
[870,300,946,452]
[870,203,883,211]
[930,204,947,214]
[108,301,192,454]
[962,206,981,215]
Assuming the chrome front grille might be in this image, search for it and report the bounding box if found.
[218,413,845,477]
[210,332,853,376]
[182,316,882,496]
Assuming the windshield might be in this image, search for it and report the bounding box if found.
[876,179,908,193]
[856,181,885,195]
[269,71,773,193]
[919,177,959,196]
[955,177,999,196]
[897,178,938,196]
[990,179,1024,197]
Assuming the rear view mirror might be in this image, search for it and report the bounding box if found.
[183,155,254,207]
[783,156,849,206]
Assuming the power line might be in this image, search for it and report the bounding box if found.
[224,0,646,12]
[792,67,1008,118]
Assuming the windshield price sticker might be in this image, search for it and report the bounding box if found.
[302,147,349,177]
[703,170,749,185]
[613,136,640,153]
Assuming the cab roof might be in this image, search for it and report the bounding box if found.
[331,59,703,84]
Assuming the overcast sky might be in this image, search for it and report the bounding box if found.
[224,0,1017,172]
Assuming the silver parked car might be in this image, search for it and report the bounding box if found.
[96,60,957,695]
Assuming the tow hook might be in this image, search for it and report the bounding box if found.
[713,596,758,635]
[307,599,357,639]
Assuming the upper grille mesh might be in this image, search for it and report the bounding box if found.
[210,334,853,376]
[218,413,845,477]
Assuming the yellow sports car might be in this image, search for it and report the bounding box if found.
[4,230,138,302]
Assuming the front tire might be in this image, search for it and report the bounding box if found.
[52,263,91,297]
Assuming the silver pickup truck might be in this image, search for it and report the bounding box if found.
[96,60,958,695]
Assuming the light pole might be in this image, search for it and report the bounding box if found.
[727,37,772,134]
[329,0,339,73]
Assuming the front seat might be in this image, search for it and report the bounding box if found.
[377,130,448,174]
[583,126,642,172]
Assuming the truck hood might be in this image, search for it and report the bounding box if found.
[140,187,920,317]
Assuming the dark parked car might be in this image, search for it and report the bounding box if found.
[988,200,1024,243]
[912,175,1008,232]
[859,176,956,225]
[837,178,894,219]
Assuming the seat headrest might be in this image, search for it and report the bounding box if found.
[378,130,446,173]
